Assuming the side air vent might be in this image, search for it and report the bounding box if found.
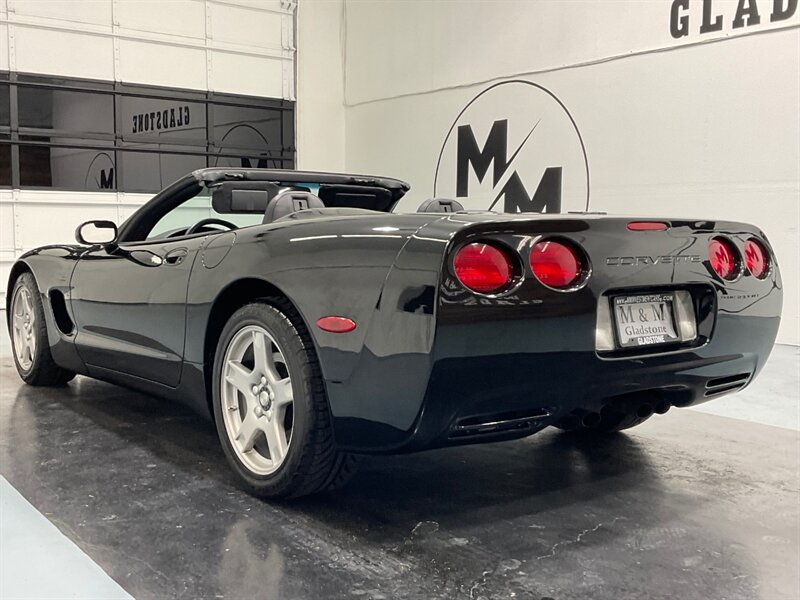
[49,289,74,335]
[450,407,551,440]
[704,373,751,397]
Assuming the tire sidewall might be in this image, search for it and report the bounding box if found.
[10,274,42,379]
[212,302,314,495]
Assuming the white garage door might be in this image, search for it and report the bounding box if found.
[0,0,297,308]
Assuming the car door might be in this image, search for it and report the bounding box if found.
[70,235,204,387]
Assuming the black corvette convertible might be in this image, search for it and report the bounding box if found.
[6,168,782,497]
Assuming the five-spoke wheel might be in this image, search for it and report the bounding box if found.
[8,272,74,385]
[221,326,294,475]
[212,300,361,498]
[11,285,36,371]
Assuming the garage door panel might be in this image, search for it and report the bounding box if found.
[0,25,9,71]
[118,40,208,91]
[0,257,13,303]
[13,193,118,250]
[211,51,285,98]
[13,27,114,82]
[211,3,283,50]
[0,203,14,252]
[12,0,112,28]
[116,0,206,40]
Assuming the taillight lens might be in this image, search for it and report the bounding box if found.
[744,238,770,279]
[529,240,584,289]
[708,238,739,280]
[453,242,513,294]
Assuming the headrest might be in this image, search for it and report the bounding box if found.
[263,190,325,223]
[417,198,465,213]
[317,184,396,212]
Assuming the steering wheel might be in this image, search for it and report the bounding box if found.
[185,218,238,236]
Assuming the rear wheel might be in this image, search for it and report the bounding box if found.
[212,299,360,498]
[9,272,75,386]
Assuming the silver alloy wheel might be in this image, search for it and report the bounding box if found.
[220,325,295,476]
[11,286,36,371]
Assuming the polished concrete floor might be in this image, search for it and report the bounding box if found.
[1,343,798,600]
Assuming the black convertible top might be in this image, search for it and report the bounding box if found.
[194,168,411,201]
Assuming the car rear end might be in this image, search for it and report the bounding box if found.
[406,214,782,450]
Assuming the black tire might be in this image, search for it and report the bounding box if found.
[212,298,360,498]
[9,272,75,386]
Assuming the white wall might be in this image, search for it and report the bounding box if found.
[295,0,345,171]
[0,0,296,307]
[302,0,798,344]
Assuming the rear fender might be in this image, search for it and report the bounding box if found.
[324,217,463,449]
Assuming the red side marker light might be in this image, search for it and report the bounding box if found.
[316,316,356,333]
[627,221,668,231]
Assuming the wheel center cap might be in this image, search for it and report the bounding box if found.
[257,387,272,411]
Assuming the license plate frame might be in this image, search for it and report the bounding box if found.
[612,293,681,349]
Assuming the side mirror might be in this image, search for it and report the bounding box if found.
[75,220,118,245]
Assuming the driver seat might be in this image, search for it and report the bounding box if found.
[263,190,325,224]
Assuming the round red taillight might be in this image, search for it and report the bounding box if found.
[529,240,584,289]
[708,238,739,280]
[453,242,513,294]
[744,238,770,279]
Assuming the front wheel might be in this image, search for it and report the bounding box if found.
[212,300,360,498]
[9,272,75,386]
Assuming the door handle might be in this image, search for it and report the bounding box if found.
[164,248,188,265]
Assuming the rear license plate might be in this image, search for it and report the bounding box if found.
[613,293,680,348]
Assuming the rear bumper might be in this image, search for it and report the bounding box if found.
[376,310,777,453]
[416,323,772,449]
[331,303,779,453]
